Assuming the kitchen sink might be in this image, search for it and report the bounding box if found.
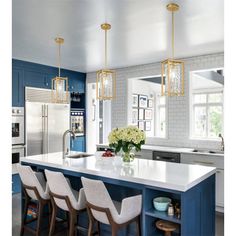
[66,153,93,158]
[191,149,224,154]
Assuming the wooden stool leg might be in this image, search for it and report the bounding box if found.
[111,226,117,236]
[48,203,57,236]
[68,211,76,236]
[165,232,171,236]
[136,216,141,236]
[20,196,30,236]
[97,221,100,236]
[36,202,43,236]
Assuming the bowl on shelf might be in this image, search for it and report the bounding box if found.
[153,197,171,211]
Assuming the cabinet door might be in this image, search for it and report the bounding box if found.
[216,169,224,207]
[24,70,49,89]
[12,68,24,107]
[71,137,85,152]
[68,75,79,92]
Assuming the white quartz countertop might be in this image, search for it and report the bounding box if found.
[96,143,224,157]
[21,152,216,192]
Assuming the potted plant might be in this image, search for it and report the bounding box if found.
[108,126,146,162]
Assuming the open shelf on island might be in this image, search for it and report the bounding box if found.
[145,208,181,224]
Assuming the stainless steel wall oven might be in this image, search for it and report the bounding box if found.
[12,107,24,145]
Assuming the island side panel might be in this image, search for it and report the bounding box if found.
[181,174,215,236]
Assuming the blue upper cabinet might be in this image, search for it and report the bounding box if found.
[12,67,24,107]
[60,69,86,93]
[24,70,50,89]
[12,59,86,107]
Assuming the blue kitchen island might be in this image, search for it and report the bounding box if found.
[21,152,216,236]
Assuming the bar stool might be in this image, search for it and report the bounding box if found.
[44,169,87,236]
[156,220,179,236]
[17,164,51,236]
[81,177,142,236]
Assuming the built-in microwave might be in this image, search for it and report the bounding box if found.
[12,107,24,145]
[70,109,85,136]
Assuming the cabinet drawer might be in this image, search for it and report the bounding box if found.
[135,150,153,160]
[180,153,224,169]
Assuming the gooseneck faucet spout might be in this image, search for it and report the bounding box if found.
[218,133,224,152]
[63,129,76,159]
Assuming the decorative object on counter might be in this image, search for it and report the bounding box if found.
[174,202,181,219]
[161,3,184,97]
[153,197,171,211]
[108,126,145,163]
[139,94,148,108]
[156,220,179,236]
[102,150,114,157]
[51,37,69,103]
[96,23,116,100]
[132,94,139,107]
[167,203,174,216]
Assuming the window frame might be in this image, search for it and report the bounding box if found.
[190,88,224,140]
[155,95,168,139]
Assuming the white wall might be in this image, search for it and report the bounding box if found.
[86,53,224,150]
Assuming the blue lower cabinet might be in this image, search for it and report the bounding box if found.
[12,174,21,194]
[70,136,85,152]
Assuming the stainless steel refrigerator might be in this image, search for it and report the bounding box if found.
[25,87,70,156]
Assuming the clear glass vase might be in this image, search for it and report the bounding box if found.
[122,150,135,163]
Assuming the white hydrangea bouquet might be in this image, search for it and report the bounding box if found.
[108,126,146,162]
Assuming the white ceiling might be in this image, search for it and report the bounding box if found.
[12,0,224,73]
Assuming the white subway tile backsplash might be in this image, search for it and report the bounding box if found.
[87,53,224,150]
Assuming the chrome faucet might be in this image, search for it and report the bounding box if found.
[63,129,76,159]
[218,133,224,151]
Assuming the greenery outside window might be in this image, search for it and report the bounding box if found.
[191,91,223,139]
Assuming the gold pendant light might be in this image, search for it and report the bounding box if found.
[96,23,116,100]
[161,3,184,96]
[51,37,69,103]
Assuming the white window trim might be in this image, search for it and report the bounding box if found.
[155,95,168,139]
[190,90,224,141]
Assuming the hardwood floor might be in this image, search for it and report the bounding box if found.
[12,193,224,236]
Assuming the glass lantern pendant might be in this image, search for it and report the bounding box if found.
[96,23,116,100]
[161,3,184,96]
[51,37,69,103]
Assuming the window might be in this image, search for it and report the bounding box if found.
[191,92,223,139]
[156,96,166,138]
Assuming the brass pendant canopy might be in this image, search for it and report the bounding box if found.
[96,23,116,100]
[161,3,184,96]
[51,37,69,103]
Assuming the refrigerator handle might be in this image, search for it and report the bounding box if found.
[42,104,45,154]
[46,104,49,154]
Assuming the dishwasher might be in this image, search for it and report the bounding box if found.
[152,151,180,163]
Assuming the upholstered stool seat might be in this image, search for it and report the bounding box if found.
[81,177,142,236]
[45,169,87,236]
[17,164,51,236]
